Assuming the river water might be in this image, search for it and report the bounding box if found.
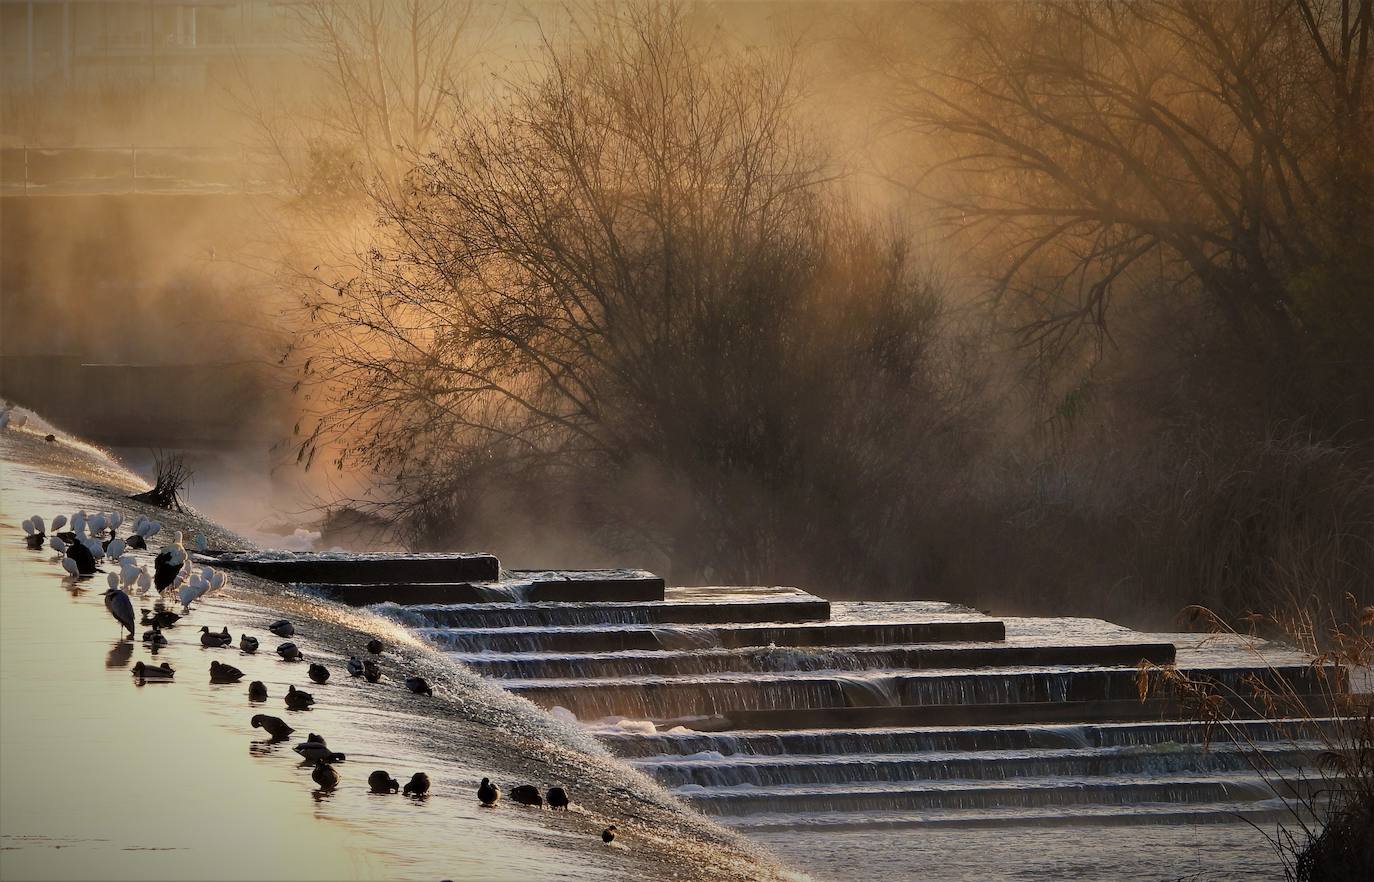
[0,425,791,882]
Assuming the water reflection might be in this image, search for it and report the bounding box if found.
[250,739,289,757]
[105,641,134,669]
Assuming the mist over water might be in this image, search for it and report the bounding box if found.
[3,1,1372,880]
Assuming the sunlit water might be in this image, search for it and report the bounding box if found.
[0,426,789,882]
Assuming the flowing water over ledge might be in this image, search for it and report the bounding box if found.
[356,557,1337,880]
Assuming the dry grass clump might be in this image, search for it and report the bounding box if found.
[1139,598,1373,881]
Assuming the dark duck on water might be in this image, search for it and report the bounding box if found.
[509,785,543,807]
[403,773,430,797]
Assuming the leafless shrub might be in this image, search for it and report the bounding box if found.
[1140,598,1374,881]
[129,450,194,512]
[295,3,987,583]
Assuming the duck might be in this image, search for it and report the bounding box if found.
[508,784,543,807]
[200,626,232,648]
[210,660,245,683]
[368,771,399,794]
[366,639,384,655]
[307,663,330,684]
[402,772,430,797]
[293,738,345,764]
[251,713,293,740]
[403,676,433,697]
[132,661,175,680]
[478,777,499,807]
[268,620,294,638]
[103,588,135,638]
[141,624,168,646]
[362,660,383,683]
[277,642,303,662]
[284,685,314,710]
[347,656,364,677]
[546,786,570,810]
[602,826,617,844]
[248,680,268,701]
[311,760,339,790]
[240,634,259,654]
[65,541,96,575]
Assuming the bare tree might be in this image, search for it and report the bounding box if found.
[228,0,482,201]
[297,3,976,582]
[885,0,1372,413]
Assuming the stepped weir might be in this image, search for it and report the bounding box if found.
[209,551,1345,835]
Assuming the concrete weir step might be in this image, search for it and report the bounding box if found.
[205,551,501,584]
[679,772,1288,816]
[596,718,1345,758]
[506,665,1331,721]
[418,619,1007,654]
[454,641,1177,680]
[682,693,1340,732]
[633,742,1319,788]
[721,800,1300,832]
[383,589,832,629]
[300,569,666,606]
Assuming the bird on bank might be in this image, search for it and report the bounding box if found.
[293,737,345,764]
[311,760,339,790]
[402,773,430,797]
[307,663,329,684]
[347,656,364,677]
[478,778,499,807]
[251,713,293,740]
[269,620,294,638]
[546,786,570,810]
[602,826,617,844]
[132,661,175,681]
[103,588,135,638]
[210,660,244,683]
[366,639,384,655]
[277,642,303,662]
[368,771,399,794]
[104,535,127,560]
[240,634,259,654]
[200,626,232,648]
[22,515,45,549]
[284,685,314,710]
[403,676,433,697]
[509,785,543,807]
[248,680,268,701]
[153,534,186,591]
[65,540,96,575]
[362,660,383,683]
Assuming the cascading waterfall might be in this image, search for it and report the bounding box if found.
[360,570,1335,840]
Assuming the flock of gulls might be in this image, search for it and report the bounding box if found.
[18,507,620,848]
